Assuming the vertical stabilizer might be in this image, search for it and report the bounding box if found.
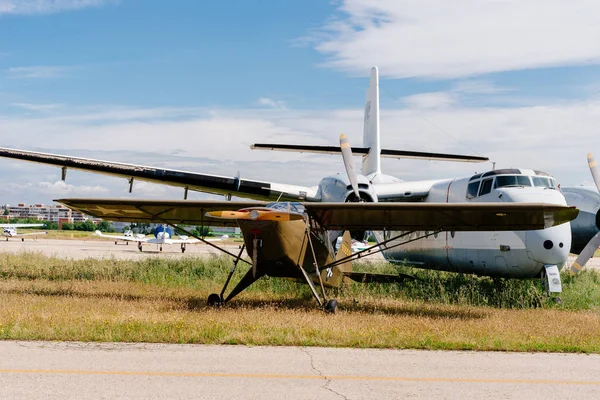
[335,231,353,274]
[362,66,381,178]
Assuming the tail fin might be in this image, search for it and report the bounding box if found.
[362,66,381,179]
[335,231,353,275]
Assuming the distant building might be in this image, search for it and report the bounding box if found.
[4,203,96,224]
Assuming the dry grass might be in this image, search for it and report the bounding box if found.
[1,252,600,352]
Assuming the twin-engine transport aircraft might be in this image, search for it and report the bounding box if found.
[56,198,577,312]
[95,224,204,252]
[1,223,47,241]
[0,67,577,293]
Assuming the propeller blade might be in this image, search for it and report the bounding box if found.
[340,134,360,200]
[571,231,600,274]
[588,153,600,192]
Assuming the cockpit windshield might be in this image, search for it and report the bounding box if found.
[532,176,556,189]
[466,172,557,199]
[266,202,306,214]
[494,175,532,188]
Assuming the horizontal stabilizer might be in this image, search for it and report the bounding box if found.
[251,143,488,163]
[344,271,415,283]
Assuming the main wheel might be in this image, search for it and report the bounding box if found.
[207,293,222,307]
[21,238,24,242]
[324,299,338,314]
[115,241,118,245]
[159,246,163,252]
[181,247,186,253]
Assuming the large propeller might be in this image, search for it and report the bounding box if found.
[571,153,600,274]
[340,134,361,201]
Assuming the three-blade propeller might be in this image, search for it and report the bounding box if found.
[571,153,600,274]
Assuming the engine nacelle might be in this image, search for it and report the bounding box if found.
[316,173,378,203]
[562,186,600,253]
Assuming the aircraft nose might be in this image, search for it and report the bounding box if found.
[525,223,571,266]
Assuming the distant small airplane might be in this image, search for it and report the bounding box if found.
[335,236,369,253]
[94,229,146,245]
[1,223,47,241]
[95,225,222,253]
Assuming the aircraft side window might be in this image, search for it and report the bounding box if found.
[479,178,493,196]
[466,181,480,199]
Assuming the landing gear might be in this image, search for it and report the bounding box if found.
[21,238,24,242]
[138,242,143,252]
[159,246,163,252]
[181,243,186,253]
[115,241,118,245]
[207,293,222,306]
[324,299,338,314]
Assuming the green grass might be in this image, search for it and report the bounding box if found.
[1,251,600,351]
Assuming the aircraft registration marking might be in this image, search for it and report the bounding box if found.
[1,369,599,386]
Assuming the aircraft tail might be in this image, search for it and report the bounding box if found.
[335,231,353,275]
[362,66,381,178]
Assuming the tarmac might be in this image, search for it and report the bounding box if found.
[1,341,599,400]
[1,238,598,399]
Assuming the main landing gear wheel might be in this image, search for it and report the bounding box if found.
[181,244,186,253]
[207,293,222,307]
[138,243,143,252]
[21,238,24,242]
[159,246,163,252]
[324,299,338,314]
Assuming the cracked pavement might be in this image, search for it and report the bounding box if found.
[1,341,600,399]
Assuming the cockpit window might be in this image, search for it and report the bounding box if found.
[494,175,532,188]
[266,202,306,214]
[532,177,556,189]
[479,178,493,196]
[466,181,480,199]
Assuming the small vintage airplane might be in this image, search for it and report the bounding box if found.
[57,196,577,312]
[95,224,215,253]
[1,223,47,241]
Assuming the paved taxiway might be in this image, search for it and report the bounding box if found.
[0,238,595,269]
[1,341,599,399]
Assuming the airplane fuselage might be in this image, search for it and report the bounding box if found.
[318,168,571,279]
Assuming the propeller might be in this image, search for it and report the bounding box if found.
[340,134,361,201]
[570,153,600,274]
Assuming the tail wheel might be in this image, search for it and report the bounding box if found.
[207,293,222,307]
[324,299,338,314]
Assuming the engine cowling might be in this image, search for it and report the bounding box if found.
[562,186,600,254]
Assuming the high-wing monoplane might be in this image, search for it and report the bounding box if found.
[57,197,577,312]
[1,223,47,241]
[95,224,220,252]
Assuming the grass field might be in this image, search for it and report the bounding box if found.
[1,251,599,352]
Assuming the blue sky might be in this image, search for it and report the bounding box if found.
[1,0,600,204]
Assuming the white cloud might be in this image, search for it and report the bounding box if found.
[312,0,600,78]
[6,66,72,79]
[257,97,287,110]
[0,0,113,15]
[402,92,456,109]
[11,103,64,111]
[38,180,109,195]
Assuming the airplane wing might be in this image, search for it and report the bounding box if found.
[0,223,45,228]
[94,230,148,242]
[304,202,577,231]
[11,231,48,237]
[0,147,318,202]
[56,198,578,231]
[57,199,270,227]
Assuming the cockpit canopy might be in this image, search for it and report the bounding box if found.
[265,202,306,214]
[466,169,557,199]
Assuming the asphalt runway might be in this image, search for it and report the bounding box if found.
[0,341,599,400]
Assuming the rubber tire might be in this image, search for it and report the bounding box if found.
[324,299,338,314]
[181,247,186,253]
[207,293,222,307]
[21,238,24,242]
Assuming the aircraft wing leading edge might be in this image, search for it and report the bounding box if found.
[56,199,578,231]
[0,147,317,202]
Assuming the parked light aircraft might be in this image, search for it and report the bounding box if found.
[0,67,579,294]
[95,225,205,252]
[56,197,576,312]
[1,223,47,241]
[94,229,146,245]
